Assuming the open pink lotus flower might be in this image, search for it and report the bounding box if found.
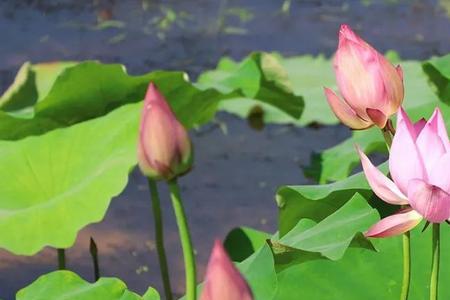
[324,24,404,129]
[200,240,253,300]
[137,83,193,180]
[357,107,450,238]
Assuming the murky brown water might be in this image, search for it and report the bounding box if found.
[0,0,449,299]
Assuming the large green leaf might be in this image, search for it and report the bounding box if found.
[224,226,271,262]
[197,52,304,121]
[238,243,278,300]
[0,62,77,112]
[16,270,160,300]
[0,62,37,111]
[0,102,141,255]
[276,167,382,236]
[278,55,337,126]
[0,62,202,140]
[272,226,450,300]
[423,54,450,103]
[233,204,450,299]
[277,193,378,260]
[0,55,303,141]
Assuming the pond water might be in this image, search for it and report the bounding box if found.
[0,0,449,299]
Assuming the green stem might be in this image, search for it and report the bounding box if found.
[168,179,196,300]
[400,231,411,300]
[380,122,410,300]
[430,223,440,300]
[148,179,173,300]
[89,237,100,281]
[57,248,66,270]
[382,128,393,149]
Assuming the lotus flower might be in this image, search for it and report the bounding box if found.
[200,240,253,300]
[324,24,404,129]
[357,107,450,237]
[137,83,193,180]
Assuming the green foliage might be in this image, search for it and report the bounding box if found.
[276,167,381,236]
[0,53,304,256]
[0,56,302,141]
[233,223,450,300]
[423,53,450,104]
[0,103,140,255]
[197,52,304,120]
[238,243,278,300]
[16,271,160,300]
[3,51,450,298]
[277,193,378,260]
[224,227,271,262]
[0,62,77,111]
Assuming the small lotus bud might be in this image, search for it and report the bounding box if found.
[200,240,253,300]
[325,24,404,129]
[137,83,193,180]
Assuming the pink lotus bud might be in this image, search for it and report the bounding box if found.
[200,240,253,300]
[357,107,450,238]
[137,83,193,180]
[325,24,404,129]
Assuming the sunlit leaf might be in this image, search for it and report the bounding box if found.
[0,57,302,141]
[277,193,378,260]
[0,103,140,255]
[276,166,383,236]
[273,225,450,300]
[16,270,159,300]
[0,61,76,112]
[238,243,278,300]
[197,52,304,121]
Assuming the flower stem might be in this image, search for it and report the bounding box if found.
[57,248,66,270]
[148,179,173,300]
[400,231,411,300]
[430,223,440,300]
[380,123,410,300]
[381,119,395,149]
[168,179,197,300]
[89,237,100,281]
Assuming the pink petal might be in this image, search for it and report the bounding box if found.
[396,65,403,81]
[413,118,427,136]
[334,39,385,119]
[378,57,404,115]
[338,24,369,46]
[365,208,422,238]
[137,138,158,178]
[174,120,192,166]
[144,82,173,113]
[357,146,408,205]
[395,107,417,139]
[429,108,450,152]
[429,153,450,193]
[408,179,450,223]
[142,105,177,169]
[201,240,253,300]
[366,108,387,128]
[324,88,371,129]
[390,108,427,194]
[415,115,446,175]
